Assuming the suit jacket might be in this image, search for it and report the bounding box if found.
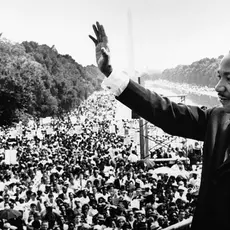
[114,178,124,189]
[116,80,230,230]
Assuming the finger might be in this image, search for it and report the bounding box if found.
[88,35,98,45]
[100,24,107,37]
[97,21,107,42]
[96,21,103,41]
[92,24,100,40]
[101,25,108,43]
[101,46,110,54]
[96,21,101,31]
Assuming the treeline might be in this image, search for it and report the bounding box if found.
[142,56,224,87]
[0,38,104,126]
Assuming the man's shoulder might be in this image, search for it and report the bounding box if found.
[211,106,224,113]
[209,106,230,119]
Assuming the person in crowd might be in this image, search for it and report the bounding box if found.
[40,220,49,230]
[58,215,68,230]
[116,215,127,230]
[0,193,10,210]
[114,172,125,190]
[133,210,147,230]
[125,210,135,229]
[42,205,61,229]
[31,212,42,230]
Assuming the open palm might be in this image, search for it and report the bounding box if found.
[89,22,112,77]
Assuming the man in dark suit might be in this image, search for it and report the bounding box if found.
[113,172,125,189]
[89,21,230,230]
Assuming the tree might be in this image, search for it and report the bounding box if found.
[0,38,104,126]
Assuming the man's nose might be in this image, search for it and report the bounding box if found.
[215,78,226,92]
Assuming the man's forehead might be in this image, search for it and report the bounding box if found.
[219,53,230,73]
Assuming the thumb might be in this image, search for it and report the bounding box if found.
[101,47,109,59]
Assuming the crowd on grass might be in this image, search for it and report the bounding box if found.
[0,91,202,230]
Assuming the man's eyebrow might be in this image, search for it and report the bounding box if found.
[216,70,230,75]
[223,71,230,76]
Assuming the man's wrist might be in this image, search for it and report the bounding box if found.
[101,70,129,96]
[102,65,113,77]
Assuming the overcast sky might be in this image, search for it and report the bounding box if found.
[0,0,230,72]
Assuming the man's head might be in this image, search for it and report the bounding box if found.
[40,221,49,230]
[30,203,37,211]
[215,53,230,113]
[3,194,10,201]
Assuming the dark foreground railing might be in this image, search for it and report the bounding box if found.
[163,217,193,230]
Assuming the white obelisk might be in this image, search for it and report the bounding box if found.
[115,9,135,120]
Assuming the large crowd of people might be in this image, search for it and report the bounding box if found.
[0,91,202,230]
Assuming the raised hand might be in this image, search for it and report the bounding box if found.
[89,22,113,77]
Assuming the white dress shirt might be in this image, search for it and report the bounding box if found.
[101,71,129,96]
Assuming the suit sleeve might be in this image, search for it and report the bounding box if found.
[116,79,211,141]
